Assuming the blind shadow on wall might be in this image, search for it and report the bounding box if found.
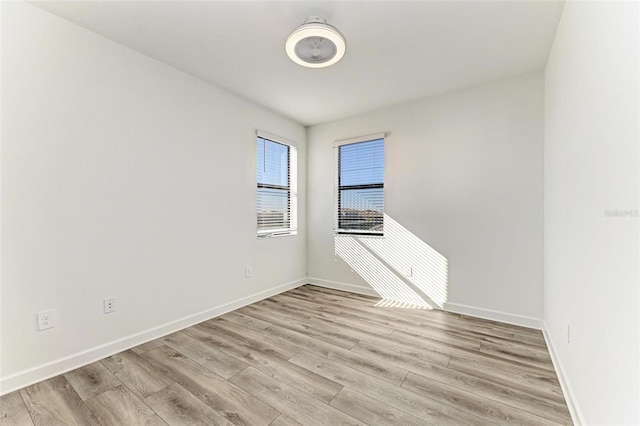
[335,214,448,309]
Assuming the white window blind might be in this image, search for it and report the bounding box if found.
[257,134,297,237]
[335,136,384,235]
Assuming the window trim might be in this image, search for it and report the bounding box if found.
[334,133,385,236]
[256,130,298,238]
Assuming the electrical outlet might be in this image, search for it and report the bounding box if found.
[104,298,116,314]
[37,309,55,331]
[405,266,413,277]
[245,266,252,278]
[567,323,571,344]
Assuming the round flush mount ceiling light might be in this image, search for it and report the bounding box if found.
[285,16,346,68]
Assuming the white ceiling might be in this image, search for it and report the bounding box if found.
[33,1,564,126]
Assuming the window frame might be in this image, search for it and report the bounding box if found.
[256,131,298,238]
[334,133,385,237]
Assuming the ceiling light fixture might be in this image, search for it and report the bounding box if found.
[285,16,346,68]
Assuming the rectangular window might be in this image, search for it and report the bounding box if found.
[257,133,297,237]
[335,135,384,235]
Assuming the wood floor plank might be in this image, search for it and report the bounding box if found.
[446,326,549,352]
[399,357,571,424]
[315,309,396,337]
[478,341,554,370]
[290,350,493,426]
[303,284,377,299]
[144,382,235,426]
[386,325,551,372]
[302,285,476,332]
[272,291,403,344]
[85,385,166,426]
[200,317,302,359]
[285,288,381,311]
[390,329,558,377]
[305,316,381,343]
[269,292,339,311]
[353,314,564,402]
[455,314,545,338]
[355,332,567,421]
[141,345,279,426]
[330,387,427,426]
[367,318,484,353]
[355,312,486,351]
[261,296,338,318]
[161,331,249,379]
[250,295,370,348]
[1,391,34,426]
[422,315,547,348]
[296,287,440,324]
[289,292,425,327]
[355,333,451,367]
[63,361,122,401]
[132,340,165,355]
[447,356,566,403]
[269,414,301,426]
[340,300,546,350]
[384,305,460,322]
[292,286,380,306]
[294,286,443,325]
[182,319,343,403]
[269,294,397,336]
[352,339,453,379]
[272,315,364,349]
[403,371,566,426]
[101,350,173,400]
[314,297,499,354]
[190,320,306,366]
[20,376,101,425]
[302,287,545,346]
[250,299,313,322]
[328,306,427,333]
[220,310,271,331]
[451,344,560,383]
[229,367,363,426]
[239,304,359,349]
[260,324,409,386]
[303,286,462,326]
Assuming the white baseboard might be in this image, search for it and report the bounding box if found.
[542,326,584,426]
[306,277,380,297]
[0,278,306,396]
[444,302,543,330]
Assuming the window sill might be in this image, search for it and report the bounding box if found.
[257,231,298,239]
[334,232,384,239]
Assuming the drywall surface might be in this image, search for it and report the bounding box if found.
[307,73,544,322]
[544,1,639,424]
[1,1,306,390]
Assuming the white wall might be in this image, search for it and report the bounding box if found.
[544,1,639,424]
[1,2,306,393]
[307,73,545,324]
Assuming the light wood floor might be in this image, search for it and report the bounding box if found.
[1,285,572,425]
